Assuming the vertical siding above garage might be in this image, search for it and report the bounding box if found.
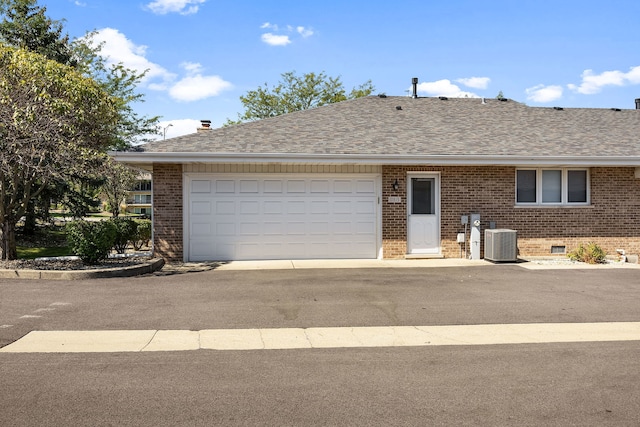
[183,164,382,174]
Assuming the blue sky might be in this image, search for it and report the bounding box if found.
[44,0,640,139]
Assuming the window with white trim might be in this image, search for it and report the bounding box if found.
[516,168,589,205]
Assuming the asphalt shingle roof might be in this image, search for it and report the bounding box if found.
[139,96,640,157]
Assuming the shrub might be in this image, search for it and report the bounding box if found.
[110,217,138,254]
[132,220,152,251]
[568,242,607,264]
[66,220,117,265]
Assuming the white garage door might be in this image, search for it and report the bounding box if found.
[186,174,380,261]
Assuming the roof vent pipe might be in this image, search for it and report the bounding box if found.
[636,98,640,109]
[412,77,418,99]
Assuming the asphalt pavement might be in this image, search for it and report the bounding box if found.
[1,263,640,425]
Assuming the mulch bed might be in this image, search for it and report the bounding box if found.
[0,257,153,271]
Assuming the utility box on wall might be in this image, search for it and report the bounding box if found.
[484,229,518,262]
[470,214,481,260]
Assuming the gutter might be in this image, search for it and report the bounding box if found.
[110,151,640,167]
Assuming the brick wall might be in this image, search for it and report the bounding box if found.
[152,164,183,262]
[382,165,640,259]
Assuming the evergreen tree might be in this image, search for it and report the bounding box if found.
[0,0,75,65]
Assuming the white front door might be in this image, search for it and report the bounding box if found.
[407,174,440,254]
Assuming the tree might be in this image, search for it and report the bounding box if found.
[1,0,159,237]
[73,32,160,150]
[0,0,74,65]
[100,161,140,217]
[0,44,118,259]
[1,0,82,234]
[227,71,375,124]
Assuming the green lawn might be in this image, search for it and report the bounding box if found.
[17,246,72,259]
[16,224,71,259]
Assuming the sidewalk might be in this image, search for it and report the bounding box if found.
[3,322,640,353]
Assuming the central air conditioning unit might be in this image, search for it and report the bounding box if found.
[484,229,518,262]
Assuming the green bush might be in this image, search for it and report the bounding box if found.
[66,220,117,265]
[132,220,152,251]
[110,217,138,254]
[568,242,607,264]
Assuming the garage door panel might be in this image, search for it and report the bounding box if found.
[356,180,376,193]
[310,180,330,193]
[355,221,376,234]
[287,222,306,235]
[310,201,329,214]
[191,223,212,236]
[310,222,329,234]
[239,201,259,214]
[191,180,211,193]
[188,174,379,261]
[356,200,375,214]
[215,201,235,214]
[191,201,211,215]
[332,201,353,214]
[239,222,260,236]
[216,223,235,236]
[287,180,306,193]
[239,180,259,193]
[191,241,215,259]
[263,222,284,235]
[264,180,283,193]
[333,180,352,193]
[237,243,261,258]
[286,201,305,214]
[333,222,352,235]
[215,180,235,193]
[307,243,329,257]
[264,201,283,214]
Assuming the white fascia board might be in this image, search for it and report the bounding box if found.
[109,151,640,167]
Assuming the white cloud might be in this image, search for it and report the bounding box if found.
[296,26,314,38]
[261,33,291,46]
[145,0,206,15]
[87,29,232,103]
[259,23,314,46]
[180,61,204,74]
[261,22,278,31]
[626,66,640,84]
[456,76,490,89]
[525,84,563,103]
[567,67,640,95]
[86,28,175,86]
[415,79,479,98]
[155,119,202,139]
[168,62,233,102]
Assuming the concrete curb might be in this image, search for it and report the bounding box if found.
[0,258,165,280]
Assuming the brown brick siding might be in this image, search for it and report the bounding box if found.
[153,164,183,262]
[382,166,640,259]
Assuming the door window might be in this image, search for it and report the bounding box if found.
[411,178,435,214]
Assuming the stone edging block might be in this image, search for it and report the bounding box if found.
[0,258,165,280]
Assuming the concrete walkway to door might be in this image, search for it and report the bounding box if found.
[210,258,640,271]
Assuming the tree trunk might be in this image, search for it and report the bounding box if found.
[23,199,37,236]
[1,220,18,260]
